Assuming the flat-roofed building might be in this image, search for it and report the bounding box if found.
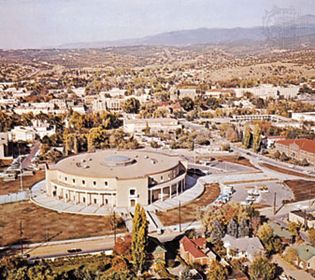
[275,138,315,165]
[170,88,197,101]
[46,150,187,208]
[289,210,315,228]
[292,112,315,123]
[123,118,181,134]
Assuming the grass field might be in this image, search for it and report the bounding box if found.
[0,201,126,247]
[157,184,220,227]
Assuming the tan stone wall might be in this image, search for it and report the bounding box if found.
[116,177,148,207]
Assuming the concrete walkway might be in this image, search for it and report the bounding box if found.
[31,180,113,216]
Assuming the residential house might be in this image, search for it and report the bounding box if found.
[295,244,315,270]
[222,234,265,262]
[179,236,217,266]
[289,210,315,229]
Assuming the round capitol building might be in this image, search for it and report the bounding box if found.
[45,150,188,208]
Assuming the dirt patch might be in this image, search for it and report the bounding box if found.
[224,178,278,185]
[215,156,256,169]
[260,163,313,178]
[0,201,126,247]
[157,184,220,227]
[284,180,315,202]
[0,171,45,195]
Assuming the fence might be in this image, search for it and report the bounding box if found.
[0,191,30,205]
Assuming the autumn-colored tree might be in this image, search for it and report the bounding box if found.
[87,133,95,153]
[242,125,252,149]
[308,228,315,246]
[284,247,298,264]
[207,260,229,280]
[257,223,282,254]
[287,221,300,242]
[249,256,277,280]
[114,234,132,256]
[63,129,70,156]
[73,135,78,154]
[252,124,262,152]
[131,204,148,274]
[123,97,140,114]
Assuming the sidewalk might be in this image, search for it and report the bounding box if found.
[273,255,315,280]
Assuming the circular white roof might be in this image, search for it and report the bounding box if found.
[54,150,182,179]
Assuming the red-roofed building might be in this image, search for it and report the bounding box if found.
[275,138,315,165]
[179,236,217,266]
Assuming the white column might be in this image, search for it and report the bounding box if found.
[85,192,88,206]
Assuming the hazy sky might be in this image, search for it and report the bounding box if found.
[0,0,314,49]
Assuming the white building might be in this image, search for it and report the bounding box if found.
[292,112,315,123]
[234,84,300,99]
[170,88,197,101]
[93,96,124,112]
[10,126,36,142]
[0,132,10,159]
[124,118,182,134]
[9,120,56,142]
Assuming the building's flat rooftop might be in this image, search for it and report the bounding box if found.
[51,150,183,179]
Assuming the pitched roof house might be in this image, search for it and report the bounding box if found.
[222,234,265,262]
[179,236,217,266]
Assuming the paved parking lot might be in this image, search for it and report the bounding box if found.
[229,181,294,207]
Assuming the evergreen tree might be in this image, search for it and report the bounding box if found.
[238,219,250,237]
[227,219,238,238]
[131,204,148,274]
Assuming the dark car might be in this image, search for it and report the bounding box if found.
[67,248,82,253]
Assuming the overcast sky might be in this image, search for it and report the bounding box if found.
[0,0,314,49]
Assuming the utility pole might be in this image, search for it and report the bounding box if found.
[178,200,181,232]
[20,221,24,255]
[113,211,117,245]
[273,192,277,215]
[18,143,23,192]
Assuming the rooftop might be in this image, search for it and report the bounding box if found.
[277,138,315,154]
[180,236,207,259]
[52,149,183,179]
[296,244,315,261]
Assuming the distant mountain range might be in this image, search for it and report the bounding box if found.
[58,15,315,49]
